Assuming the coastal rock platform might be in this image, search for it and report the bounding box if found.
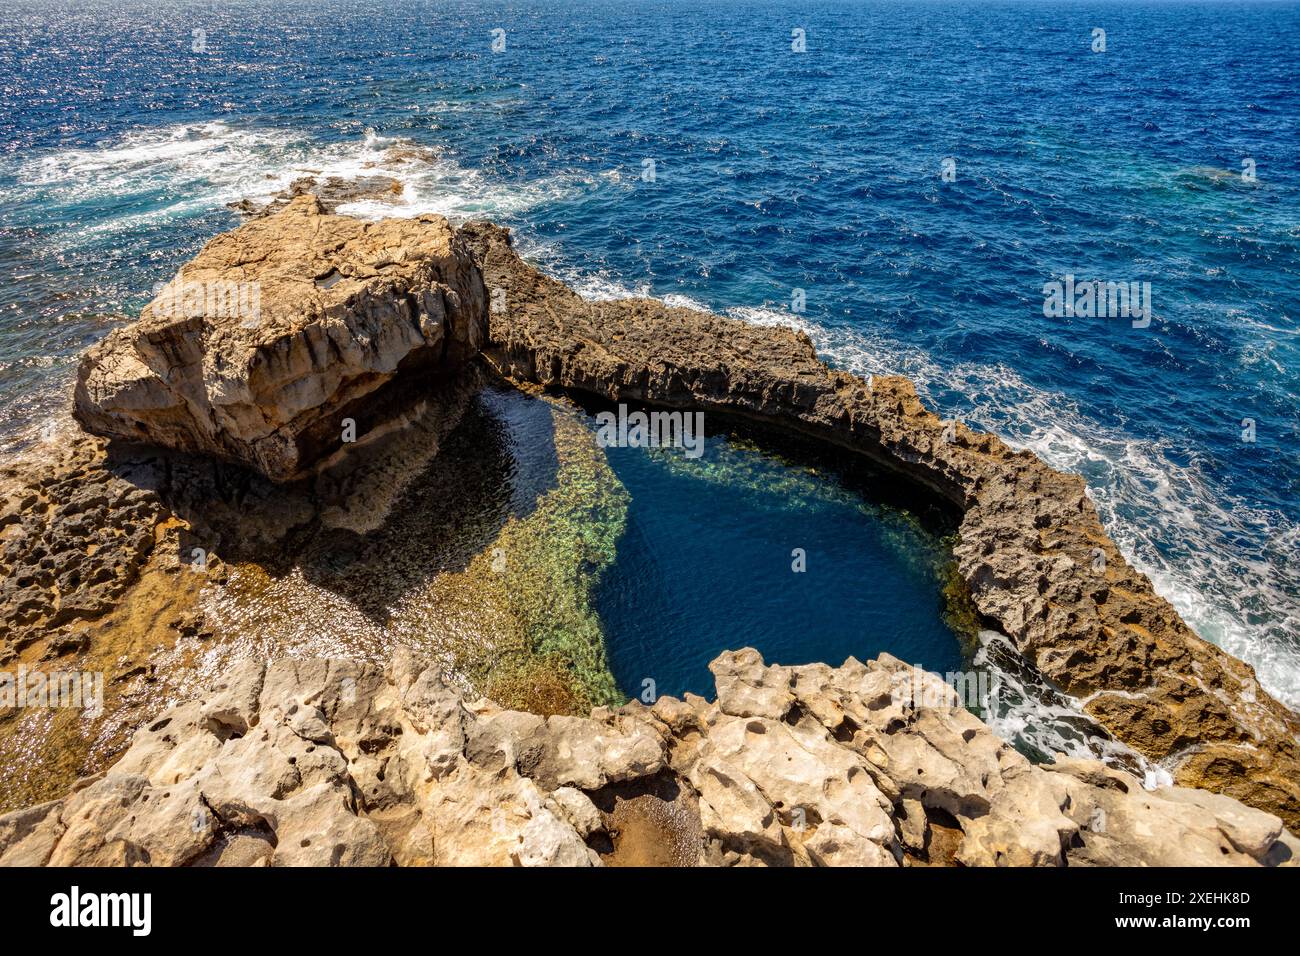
[464,221,1300,828]
[1,649,1293,867]
[6,196,1297,845]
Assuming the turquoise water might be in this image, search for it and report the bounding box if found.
[0,0,1297,706]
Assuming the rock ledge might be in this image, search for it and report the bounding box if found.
[2,650,1293,868]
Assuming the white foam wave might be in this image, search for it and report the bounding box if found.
[13,121,593,248]
[975,631,1173,788]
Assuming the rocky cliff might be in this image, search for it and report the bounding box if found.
[1,649,1292,867]
[74,196,487,482]
[6,196,1297,845]
[461,221,1300,827]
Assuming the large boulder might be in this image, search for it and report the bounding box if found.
[74,196,487,482]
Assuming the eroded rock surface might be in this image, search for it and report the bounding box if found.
[74,196,487,482]
[0,373,480,812]
[0,430,165,648]
[462,222,1300,828]
[24,200,1300,830]
[2,649,1293,868]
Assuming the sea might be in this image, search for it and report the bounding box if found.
[0,0,1297,715]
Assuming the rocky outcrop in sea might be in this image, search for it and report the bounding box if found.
[1,193,1295,862]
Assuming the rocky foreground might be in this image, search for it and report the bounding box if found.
[1,192,1293,852]
[1,649,1294,867]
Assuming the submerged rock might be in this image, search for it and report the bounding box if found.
[74,196,487,482]
[226,173,407,219]
[1,649,1293,868]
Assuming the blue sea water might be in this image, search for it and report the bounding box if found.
[593,422,966,699]
[0,0,1297,705]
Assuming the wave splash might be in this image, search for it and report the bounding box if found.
[11,120,595,248]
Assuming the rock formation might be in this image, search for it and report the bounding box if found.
[74,196,487,482]
[1,649,1293,867]
[0,430,166,644]
[226,173,406,219]
[462,221,1300,828]
[14,197,1298,837]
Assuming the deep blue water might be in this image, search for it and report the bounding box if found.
[0,0,1297,705]
[594,425,964,699]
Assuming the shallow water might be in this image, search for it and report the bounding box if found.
[194,384,628,710]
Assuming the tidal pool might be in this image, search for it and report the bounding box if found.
[199,383,974,711]
[0,386,1142,814]
[588,411,973,701]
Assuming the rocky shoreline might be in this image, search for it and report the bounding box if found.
[466,214,1300,828]
[1,648,1293,867]
[1,194,1296,861]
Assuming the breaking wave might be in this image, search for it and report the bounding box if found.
[10,120,599,248]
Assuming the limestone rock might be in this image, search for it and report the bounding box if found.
[74,196,487,482]
[546,787,604,839]
[20,202,1299,830]
[4,649,1290,868]
[12,200,1300,847]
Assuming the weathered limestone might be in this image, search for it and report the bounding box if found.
[2,649,1293,868]
[0,429,165,642]
[1,368,476,667]
[17,199,1300,832]
[461,221,1300,828]
[74,196,487,481]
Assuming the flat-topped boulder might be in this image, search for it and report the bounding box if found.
[74,196,487,482]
